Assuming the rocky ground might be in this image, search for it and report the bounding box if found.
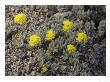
[5,5,106,76]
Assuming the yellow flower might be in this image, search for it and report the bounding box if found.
[63,20,75,31]
[29,34,41,47]
[67,44,76,53]
[14,13,27,25]
[15,32,20,40]
[76,32,88,43]
[45,29,55,41]
[40,65,48,73]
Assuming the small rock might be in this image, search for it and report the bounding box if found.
[31,71,36,76]
[51,63,59,71]
[60,65,67,71]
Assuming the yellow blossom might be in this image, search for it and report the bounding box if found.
[14,13,27,25]
[29,34,41,47]
[63,20,75,31]
[15,32,20,40]
[40,65,48,73]
[76,32,88,43]
[67,44,76,53]
[45,29,55,41]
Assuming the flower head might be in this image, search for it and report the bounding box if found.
[14,13,27,25]
[63,20,75,31]
[39,65,48,73]
[76,32,88,43]
[29,34,41,47]
[45,29,55,41]
[15,32,20,40]
[67,44,76,53]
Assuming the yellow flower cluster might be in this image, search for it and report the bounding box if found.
[76,32,88,43]
[39,65,48,73]
[13,13,88,53]
[45,29,56,41]
[63,20,75,31]
[67,44,76,53]
[14,13,27,25]
[29,34,41,47]
[28,29,56,47]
